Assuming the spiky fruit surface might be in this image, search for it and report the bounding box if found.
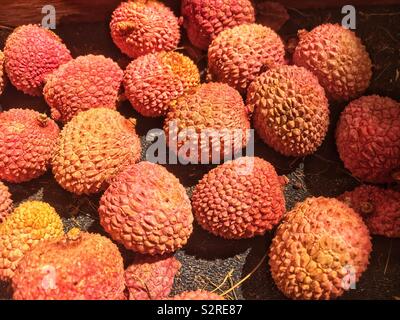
[12,228,125,300]
[0,109,60,183]
[99,162,193,255]
[0,201,63,281]
[181,0,255,50]
[208,23,286,94]
[125,255,181,300]
[192,157,286,239]
[269,197,371,300]
[4,24,71,96]
[52,108,141,195]
[164,82,250,163]
[293,23,372,101]
[0,50,5,95]
[110,0,180,58]
[248,65,329,157]
[339,185,400,238]
[336,95,400,183]
[0,181,12,223]
[124,51,200,117]
[44,55,123,123]
[172,290,224,300]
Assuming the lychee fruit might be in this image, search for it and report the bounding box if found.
[0,50,5,95]
[0,181,13,223]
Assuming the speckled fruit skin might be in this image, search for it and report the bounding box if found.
[293,23,372,101]
[52,108,141,195]
[0,109,60,183]
[124,51,200,117]
[172,290,224,300]
[339,185,400,238]
[0,50,5,95]
[99,162,193,255]
[336,95,400,183]
[0,201,64,281]
[110,0,180,58]
[248,65,329,157]
[269,197,372,300]
[4,24,72,96]
[44,55,123,123]
[164,82,250,163]
[12,229,125,300]
[192,157,286,239]
[208,23,286,94]
[0,181,12,223]
[125,255,181,300]
[181,0,255,50]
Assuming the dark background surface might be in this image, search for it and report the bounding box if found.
[0,2,399,299]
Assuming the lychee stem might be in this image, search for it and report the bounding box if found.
[66,228,81,241]
[37,114,48,127]
[392,170,400,182]
[360,201,374,214]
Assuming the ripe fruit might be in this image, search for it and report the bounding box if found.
[269,197,372,300]
[44,55,123,123]
[208,23,286,94]
[0,109,60,183]
[99,161,193,255]
[110,0,180,58]
[52,108,141,195]
[0,50,5,95]
[125,255,181,300]
[336,95,400,183]
[0,181,12,223]
[164,82,250,163]
[248,65,329,157]
[181,0,255,50]
[293,23,372,101]
[192,157,286,239]
[4,24,71,96]
[12,228,125,300]
[0,201,64,281]
[124,51,200,117]
[172,290,224,300]
[339,185,400,238]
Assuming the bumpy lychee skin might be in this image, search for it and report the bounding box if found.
[52,108,141,195]
[339,185,400,238]
[192,157,286,239]
[124,51,200,117]
[110,0,180,58]
[125,255,181,300]
[12,228,125,300]
[172,290,224,300]
[336,95,400,183]
[208,23,286,94]
[44,55,123,123]
[0,50,5,95]
[4,24,72,96]
[99,162,193,255]
[293,23,372,101]
[269,197,372,300]
[248,65,329,157]
[181,0,255,50]
[0,201,64,281]
[164,82,250,163]
[0,109,60,183]
[0,181,12,223]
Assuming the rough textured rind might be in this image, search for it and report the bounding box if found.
[293,23,372,101]
[164,82,250,163]
[181,0,255,50]
[12,229,125,300]
[125,255,181,300]
[336,95,400,183]
[248,65,329,157]
[192,157,286,239]
[339,185,400,238]
[0,109,60,183]
[52,108,141,195]
[208,23,286,94]
[0,50,5,95]
[110,0,180,58]
[4,24,72,96]
[269,197,372,300]
[99,162,193,255]
[0,181,12,223]
[124,51,200,117]
[172,290,224,300]
[0,201,64,281]
[44,55,123,123]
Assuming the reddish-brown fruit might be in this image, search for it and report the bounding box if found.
[0,50,5,95]
[336,95,400,183]
[172,290,224,300]
[0,109,60,183]
[0,181,12,223]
